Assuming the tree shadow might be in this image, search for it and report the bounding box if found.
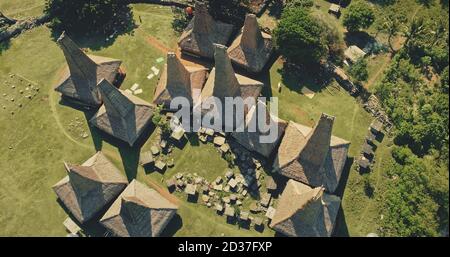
[278,62,333,94]
[344,31,377,51]
[48,4,137,51]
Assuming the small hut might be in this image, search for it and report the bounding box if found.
[270,180,341,237]
[228,14,273,73]
[100,180,178,237]
[89,79,155,146]
[328,4,341,17]
[53,152,128,223]
[265,176,277,193]
[370,119,384,135]
[358,157,370,173]
[139,151,154,167]
[272,113,350,193]
[178,2,234,59]
[344,45,366,63]
[361,143,374,159]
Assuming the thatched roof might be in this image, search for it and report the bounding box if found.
[228,14,273,73]
[344,45,366,63]
[273,113,350,193]
[199,44,263,103]
[231,100,287,158]
[90,79,155,146]
[178,2,234,59]
[153,52,207,109]
[53,152,128,223]
[270,180,341,237]
[54,32,122,107]
[100,180,178,237]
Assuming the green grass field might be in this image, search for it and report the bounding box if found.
[0,2,394,237]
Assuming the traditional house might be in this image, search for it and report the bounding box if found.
[228,14,273,73]
[272,113,350,193]
[196,44,263,128]
[270,180,341,237]
[328,4,341,17]
[231,100,287,158]
[153,52,208,109]
[89,79,155,146]
[178,1,234,59]
[344,45,366,63]
[54,32,124,107]
[52,152,128,223]
[100,180,178,237]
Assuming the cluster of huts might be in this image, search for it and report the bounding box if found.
[357,119,384,173]
[52,1,351,237]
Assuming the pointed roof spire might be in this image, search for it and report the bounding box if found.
[57,31,98,83]
[241,14,264,50]
[192,1,214,34]
[98,79,135,118]
[297,113,334,172]
[213,44,240,98]
[166,52,192,95]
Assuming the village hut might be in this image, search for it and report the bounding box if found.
[270,180,341,237]
[358,157,370,173]
[153,52,208,109]
[178,2,234,59]
[228,14,273,73]
[272,113,350,193]
[52,152,128,223]
[196,44,263,126]
[54,32,124,107]
[328,4,341,17]
[370,119,384,135]
[361,143,374,159]
[100,180,178,237]
[344,45,366,63]
[89,79,155,146]
[231,100,287,158]
[139,151,154,167]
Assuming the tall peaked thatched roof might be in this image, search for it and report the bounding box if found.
[90,79,154,146]
[273,113,350,193]
[54,32,123,107]
[200,44,263,102]
[231,100,287,158]
[52,152,128,223]
[228,14,273,73]
[100,180,178,237]
[270,180,341,237]
[178,2,234,59]
[153,52,207,109]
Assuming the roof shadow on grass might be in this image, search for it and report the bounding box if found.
[48,4,137,51]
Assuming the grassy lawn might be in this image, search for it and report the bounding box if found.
[0,2,399,237]
[0,0,46,19]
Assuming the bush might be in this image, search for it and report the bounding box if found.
[349,58,369,82]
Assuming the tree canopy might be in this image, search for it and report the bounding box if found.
[44,0,134,36]
[343,1,375,32]
[274,7,327,64]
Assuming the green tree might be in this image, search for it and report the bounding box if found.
[343,1,375,32]
[45,0,134,36]
[205,0,249,28]
[349,58,369,82]
[274,7,327,64]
